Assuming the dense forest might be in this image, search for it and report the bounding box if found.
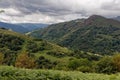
[30,15,120,55]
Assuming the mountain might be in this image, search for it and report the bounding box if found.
[112,16,120,21]
[0,22,29,33]
[17,23,48,31]
[30,19,85,41]
[30,15,120,55]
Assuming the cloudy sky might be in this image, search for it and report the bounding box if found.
[0,0,120,24]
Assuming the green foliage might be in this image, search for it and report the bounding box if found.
[0,53,4,65]
[1,66,120,80]
[113,54,120,72]
[0,28,71,67]
[96,56,117,74]
[1,28,120,74]
[46,51,66,58]
[15,52,36,69]
[36,56,57,69]
[26,41,41,53]
[68,58,92,72]
[0,33,24,51]
[70,50,101,61]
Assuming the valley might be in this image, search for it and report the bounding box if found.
[0,15,120,80]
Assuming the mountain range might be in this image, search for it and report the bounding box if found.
[30,15,120,55]
[0,22,28,33]
[0,22,48,33]
[16,23,48,31]
[113,16,120,21]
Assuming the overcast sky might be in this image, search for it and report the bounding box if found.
[0,0,120,24]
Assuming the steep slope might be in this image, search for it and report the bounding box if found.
[0,22,29,33]
[30,15,120,55]
[30,19,85,42]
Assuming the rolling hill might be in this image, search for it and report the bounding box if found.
[30,15,120,55]
[0,28,72,67]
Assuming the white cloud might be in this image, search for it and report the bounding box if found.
[0,0,120,23]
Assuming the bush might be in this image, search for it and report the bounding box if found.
[46,51,65,58]
[15,52,36,69]
[36,56,57,69]
[95,56,116,74]
[68,58,92,72]
[113,54,120,72]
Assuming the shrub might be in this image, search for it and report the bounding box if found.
[113,54,120,72]
[0,53,4,65]
[68,58,92,72]
[15,52,36,69]
[36,56,57,69]
[95,56,116,74]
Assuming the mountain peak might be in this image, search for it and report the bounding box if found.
[87,15,106,21]
[84,15,106,25]
[89,15,105,19]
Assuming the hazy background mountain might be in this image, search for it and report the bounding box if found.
[17,23,48,31]
[0,21,48,33]
[112,16,120,21]
[0,22,29,33]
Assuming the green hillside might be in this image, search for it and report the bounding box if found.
[30,15,120,55]
[0,28,102,72]
[0,28,72,67]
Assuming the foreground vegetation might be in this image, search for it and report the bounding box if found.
[1,66,120,80]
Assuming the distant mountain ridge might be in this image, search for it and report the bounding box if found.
[0,22,48,33]
[0,22,29,33]
[30,15,120,55]
[112,16,120,21]
[17,23,48,31]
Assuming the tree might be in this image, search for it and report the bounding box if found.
[113,54,120,72]
[0,10,4,13]
[36,56,57,69]
[68,58,92,72]
[15,52,36,69]
[68,59,80,70]
[0,53,4,65]
[96,56,116,74]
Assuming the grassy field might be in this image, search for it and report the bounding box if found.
[0,66,120,80]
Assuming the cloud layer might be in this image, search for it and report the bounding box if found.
[0,0,120,23]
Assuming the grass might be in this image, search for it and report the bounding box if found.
[0,66,120,80]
